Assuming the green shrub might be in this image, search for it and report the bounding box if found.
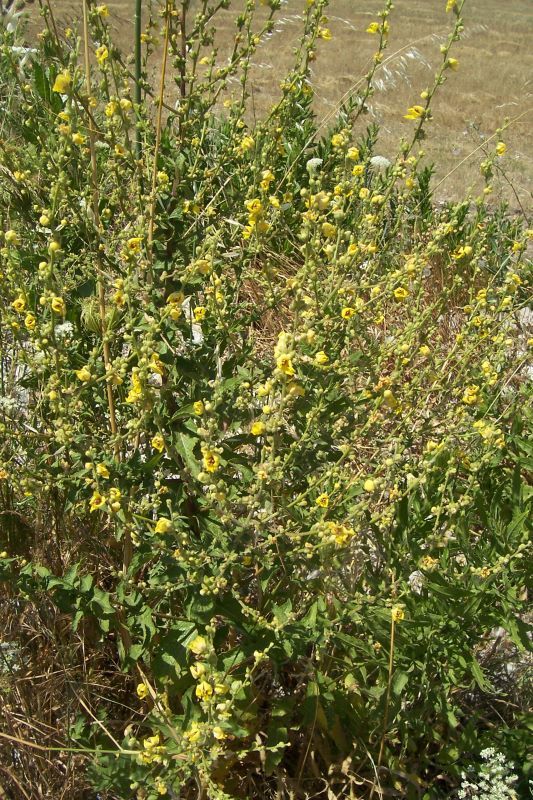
[0,1,531,798]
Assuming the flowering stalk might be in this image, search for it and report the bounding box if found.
[147,0,172,279]
[81,0,118,452]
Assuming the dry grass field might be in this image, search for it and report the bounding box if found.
[22,0,533,205]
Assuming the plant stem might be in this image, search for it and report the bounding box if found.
[370,616,397,799]
[134,0,142,162]
[147,0,171,279]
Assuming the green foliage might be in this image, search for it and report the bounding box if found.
[0,0,531,798]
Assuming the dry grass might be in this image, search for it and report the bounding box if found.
[21,0,533,208]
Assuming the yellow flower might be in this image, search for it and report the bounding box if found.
[391,606,405,622]
[95,45,109,64]
[347,147,360,161]
[72,132,86,146]
[193,400,205,416]
[237,135,255,154]
[51,296,66,315]
[363,479,376,493]
[75,366,92,382]
[154,518,173,534]
[24,313,36,330]
[321,221,337,239]
[341,306,356,319]
[150,352,165,376]
[382,389,397,408]
[96,4,109,16]
[202,449,220,473]
[446,0,457,11]
[462,385,480,406]
[318,27,332,40]
[366,21,380,34]
[404,105,425,120]
[194,306,207,322]
[151,433,165,452]
[136,682,149,700]
[108,487,121,512]
[126,236,142,254]
[5,229,19,245]
[213,726,227,740]
[52,70,71,94]
[496,141,506,156]
[195,680,213,700]
[96,463,110,479]
[89,491,106,512]
[251,421,265,436]
[447,57,459,70]
[393,287,409,301]
[331,133,346,148]
[183,722,202,742]
[11,295,26,313]
[352,164,364,177]
[188,635,208,656]
[315,351,329,366]
[276,354,295,376]
[288,381,305,398]
[315,493,329,508]
[126,372,143,404]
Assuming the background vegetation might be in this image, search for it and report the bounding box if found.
[0,1,531,799]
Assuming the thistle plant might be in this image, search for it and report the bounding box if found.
[0,1,531,799]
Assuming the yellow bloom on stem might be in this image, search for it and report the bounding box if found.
[51,296,66,315]
[391,606,405,622]
[11,295,26,313]
[496,141,506,156]
[24,313,36,330]
[202,449,220,473]
[251,421,265,436]
[277,354,295,376]
[95,45,109,65]
[318,27,332,40]
[195,680,213,700]
[193,400,205,416]
[404,105,425,120]
[96,463,110,479]
[366,22,380,34]
[315,493,329,508]
[5,229,19,245]
[194,306,207,322]
[447,57,459,70]
[52,70,71,94]
[96,4,109,16]
[322,221,337,239]
[126,236,142,254]
[341,306,356,319]
[136,682,149,700]
[154,518,172,534]
[75,366,92,383]
[347,147,360,161]
[188,635,208,656]
[151,433,165,452]
[393,287,409,301]
[213,726,227,740]
[89,491,106,512]
[363,479,376,493]
[150,352,165,376]
[462,385,480,406]
[315,351,329,366]
[72,132,86,146]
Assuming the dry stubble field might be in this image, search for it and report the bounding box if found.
[24,0,533,205]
